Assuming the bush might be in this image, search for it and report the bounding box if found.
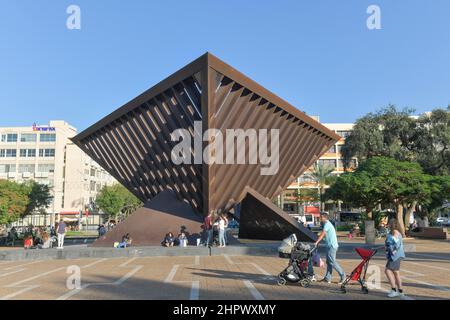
[336,225,354,232]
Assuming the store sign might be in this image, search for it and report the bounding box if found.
[32,123,56,132]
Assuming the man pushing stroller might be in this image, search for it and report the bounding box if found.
[314,212,346,284]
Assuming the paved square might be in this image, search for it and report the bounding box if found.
[0,239,448,300]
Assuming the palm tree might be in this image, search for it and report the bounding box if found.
[310,162,336,212]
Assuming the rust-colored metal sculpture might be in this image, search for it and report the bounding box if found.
[72,53,339,245]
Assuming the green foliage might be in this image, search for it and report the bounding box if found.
[310,162,335,210]
[324,166,384,218]
[23,181,53,215]
[413,108,450,175]
[336,225,354,232]
[0,180,29,225]
[96,184,142,220]
[325,156,435,228]
[297,188,320,204]
[342,106,450,175]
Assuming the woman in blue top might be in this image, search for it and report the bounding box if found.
[385,219,406,298]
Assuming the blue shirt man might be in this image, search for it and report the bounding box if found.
[322,220,339,249]
[315,213,345,284]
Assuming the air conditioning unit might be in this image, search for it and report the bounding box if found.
[35,172,42,178]
[22,172,31,178]
[8,172,16,178]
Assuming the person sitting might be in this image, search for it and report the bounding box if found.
[118,233,132,248]
[23,235,34,249]
[178,232,188,247]
[351,224,361,237]
[98,224,107,237]
[38,232,52,249]
[162,232,175,247]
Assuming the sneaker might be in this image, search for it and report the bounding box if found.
[337,279,345,285]
[387,290,399,298]
[309,275,317,282]
[398,291,405,298]
[319,278,331,284]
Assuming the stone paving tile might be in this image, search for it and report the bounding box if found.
[0,239,447,300]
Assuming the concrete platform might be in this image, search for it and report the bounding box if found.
[0,242,417,261]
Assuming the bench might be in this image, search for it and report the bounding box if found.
[409,227,448,239]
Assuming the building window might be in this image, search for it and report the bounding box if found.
[1,134,18,142]
[338,159,357,169]
[20,133,37,142]
[18,164,35,173]
[90,168,96,177]
[318,159,336,169]
[327,145,336,153]
[0,164,16,173]
[299,174,315,184]
[20,149,36,157]
[39,134,56,142]
[37,163,55,173]
[0,149,17,157]
[336,131,352,139]
[39,148,55,157]
[90,181,96,191]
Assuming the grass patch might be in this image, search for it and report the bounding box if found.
[66,231,97,237]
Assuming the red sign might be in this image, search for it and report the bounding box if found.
[304,206,320,216]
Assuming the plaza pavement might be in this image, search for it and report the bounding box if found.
[0,238,448,300]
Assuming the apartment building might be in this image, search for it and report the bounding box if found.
[279,119,357,218]
[0,121,115,226]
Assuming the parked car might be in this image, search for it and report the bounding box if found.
[436,217,449,226]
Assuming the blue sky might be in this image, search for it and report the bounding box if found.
[1,0,449,130]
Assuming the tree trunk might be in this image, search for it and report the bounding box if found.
[366,207,373,220]
[404,201,417,231]
[396,203,406,237]
[319,188,323,212]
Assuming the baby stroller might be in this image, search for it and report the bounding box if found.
[340,247,381,294]
[277,241,317,287]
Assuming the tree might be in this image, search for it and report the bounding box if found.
[413,108,450,175]
[341,105,416,167]
[310,162,335,211]
[342,105,450,176]
[368,157,432,236]
[0,180,29,225]
[23,181,53,216]
[96,184,142,221]
[327,157,434,236]
[324,168,384,220]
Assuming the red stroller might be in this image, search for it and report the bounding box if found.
[340,247,382,294]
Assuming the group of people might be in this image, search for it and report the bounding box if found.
[115,233,132,248]
[160,211,230,248]
[306,212,405,298]
[161,231,188,247]
[203,211,229,247]
[19,219,67,249]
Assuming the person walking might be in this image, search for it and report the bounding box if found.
[56,219,67,249]
[314,212,345,284]
[385,219,406,298]
[204,211,214,246]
